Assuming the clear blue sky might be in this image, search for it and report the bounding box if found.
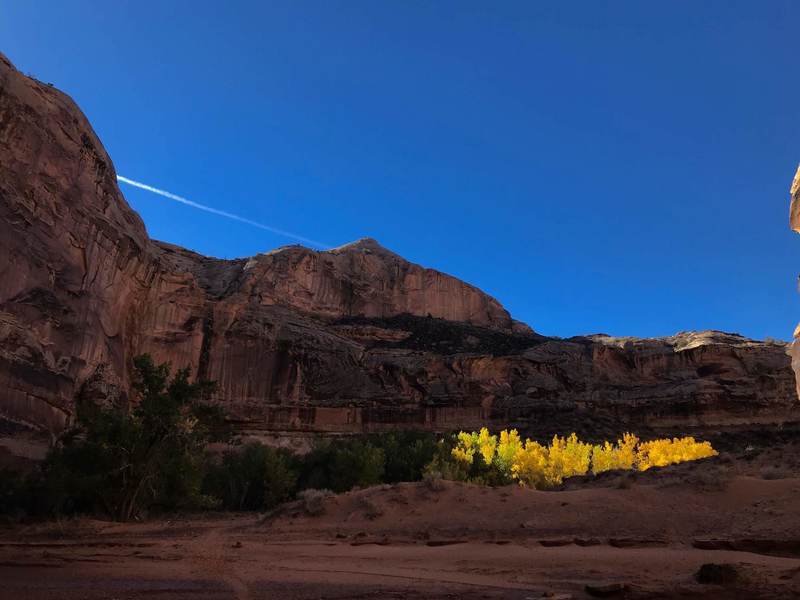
[3,2,799,339]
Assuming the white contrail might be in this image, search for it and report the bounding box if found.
[117,175,330,249]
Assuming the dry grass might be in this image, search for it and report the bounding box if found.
[358,496,384,520]
[298,489,333,516]
[423,471,447,492]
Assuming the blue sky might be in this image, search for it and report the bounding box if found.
[3,2,798,339]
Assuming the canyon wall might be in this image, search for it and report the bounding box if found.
[789,165,800,399]
[1,53,797,458]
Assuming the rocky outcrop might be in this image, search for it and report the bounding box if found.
[789,165,800,398]
[788,165,800,234]
[243,237,520,329]
[0,53,797,458]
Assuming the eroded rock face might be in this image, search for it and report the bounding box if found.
[788,165,800,398]
[0,52,156,438]
[0,53,797,458]
[788,165,800,234]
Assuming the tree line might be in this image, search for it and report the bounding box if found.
[0,355,718,521]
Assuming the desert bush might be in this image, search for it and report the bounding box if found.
[422,470,446,492]
[299,488,332,516]
[359,496,384,519]
[760,467,787,480]
[685,466,731,491]
[204,442,298,511]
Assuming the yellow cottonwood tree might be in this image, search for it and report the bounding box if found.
[546,433,591,485]
[617,433,639,470]
[591,433,639,474]
[636,436,716,471]
[510,439,549,488]
[448,429,716,489]
[495,429,523,471]
[451,430,477,465]
[590,441,617,475]
[452,427,498,466]
[476,427,497,466]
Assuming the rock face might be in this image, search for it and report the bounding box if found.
[788,164,800,235]
[0,53,797,457]
[788,164,800,398]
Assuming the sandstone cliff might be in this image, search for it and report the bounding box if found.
[1,53,796,459]
[788,164,800,235]
[788,164,800,398]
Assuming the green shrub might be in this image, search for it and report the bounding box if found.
[423,437,470,482]
[422,434,513,485]
[37,354,225,520]
[204,443,297,511]
[298,438,385,493]
[154,449,218,512]
[366,431,438,483]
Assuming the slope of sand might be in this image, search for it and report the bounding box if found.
[2,457,800,599]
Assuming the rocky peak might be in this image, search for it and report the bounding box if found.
[790,163,800,233]
[328,237,400,257]
[233,235,516,329]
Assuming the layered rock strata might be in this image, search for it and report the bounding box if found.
[0,53,796,459]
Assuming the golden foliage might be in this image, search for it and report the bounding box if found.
[545,433,592,485]
[476,427,497,466]
[451,430,478,465]
[591,433,639,474]
[451,427,498,466]
[451,429,717,489]
[511,439,549,488]
[635,436,717,471]
[495,429,523,471]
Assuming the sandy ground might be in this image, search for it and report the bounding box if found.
[2,457,800,599]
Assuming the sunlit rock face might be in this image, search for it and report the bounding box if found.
[788,165,800,398]
[0,52,155,439]
[0,53,797,460]
[789,165,800,234]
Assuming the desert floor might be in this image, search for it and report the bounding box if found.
[2,449,800,599]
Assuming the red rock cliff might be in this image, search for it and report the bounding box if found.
[0,53,797,457]
[788,164,800,398]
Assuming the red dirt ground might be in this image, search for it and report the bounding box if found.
[2,457,800,599]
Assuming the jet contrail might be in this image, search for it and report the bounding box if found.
[117,175,330,249]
